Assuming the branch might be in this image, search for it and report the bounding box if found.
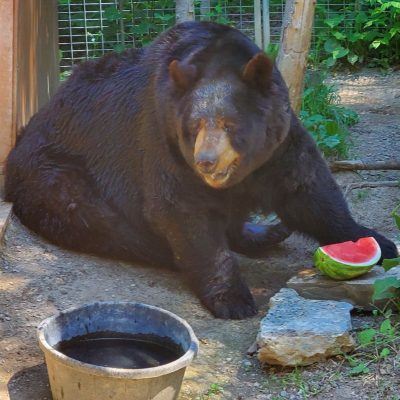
[330,160,400,172]
[344,180,399,197]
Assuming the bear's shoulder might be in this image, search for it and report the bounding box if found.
[69,47,145,82]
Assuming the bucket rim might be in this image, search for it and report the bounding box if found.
[37,301,199,379]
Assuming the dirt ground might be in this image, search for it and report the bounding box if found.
[0,70,399,400]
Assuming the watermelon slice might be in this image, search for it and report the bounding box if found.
[314,237,381,280]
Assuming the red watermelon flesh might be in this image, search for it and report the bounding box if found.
[321,237,381,266]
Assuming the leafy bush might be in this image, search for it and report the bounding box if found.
[312,0,400,68]
[346,312,399,375]
[58,0,245,58]
[300,71,358,158]
[372,205,400,311]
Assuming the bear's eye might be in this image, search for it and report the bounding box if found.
[193,121,204,136]
[223,122,236,133]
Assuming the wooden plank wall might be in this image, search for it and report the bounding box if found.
[14,0,59,132]
[0,0,59,171]
[0,0,16,168]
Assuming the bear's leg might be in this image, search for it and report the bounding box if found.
[7,162,172,265]
[274,166,398,261]
[147,210,257,319]
[228,221,292,256]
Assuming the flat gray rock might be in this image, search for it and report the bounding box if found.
[257,288,354,366]
[287,266,400,310]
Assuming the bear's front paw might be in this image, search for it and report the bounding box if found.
[378,237,399,262]
[200,279,257,319]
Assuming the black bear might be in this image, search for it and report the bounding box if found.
[5,22,398,319]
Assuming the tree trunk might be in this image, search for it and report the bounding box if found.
[277,0,316,114]
[176,0,195,24]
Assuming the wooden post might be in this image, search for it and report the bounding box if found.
[254,0,262,49]
[14,0,60,132]
[262,0,271,50]
[0,0,59,177]
[0,0,16,170]
[176,0,195,24]
[276,0,316,114]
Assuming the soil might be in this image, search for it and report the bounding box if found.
[0,70,399,400]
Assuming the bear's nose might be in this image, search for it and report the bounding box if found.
[195,153,217,174]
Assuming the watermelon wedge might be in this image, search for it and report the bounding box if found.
[314,237,381,280]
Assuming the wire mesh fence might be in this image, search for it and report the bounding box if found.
[58,1,359,73]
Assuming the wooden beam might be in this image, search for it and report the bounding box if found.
[0,0,59,180]
[254,0,262,49]
[277,0,316,114]
[0,0,16,167]
[262,0,271,50]
[14,0,60,131]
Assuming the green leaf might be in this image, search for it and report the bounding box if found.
[347,53,359,65]
[392,206,400,229]
[348,32,365,43]
[364,20,374,28]
[358,328,377,345]
[355,11,368,24]
[325,15,345,28]
[349,363,369,375]
[104,6,122,21]
[380,319,394,336]
[380,347,390,358]
[373,277,400,301]
[323,135,341,148]
[382,258,400,271]
[333,31,347,40]
[380,1,400,11]
[154,12,174,22]
[307,114,325,124]
[325,57,336,68]
[132,22,151,35]
[332,47,349,59]
[389,27,400,39]
[325,121,340,135]
[113,43,126,53]
[324,38,340,53]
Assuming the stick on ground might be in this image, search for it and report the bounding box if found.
[330,160,400,172]
[344,180,399,197]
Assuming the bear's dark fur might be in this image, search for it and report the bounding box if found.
[5,22,398,318]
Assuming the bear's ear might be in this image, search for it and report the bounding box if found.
[169,60,197,91]
[242,52,273,90]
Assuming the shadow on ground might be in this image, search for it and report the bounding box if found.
[7,363,51,400]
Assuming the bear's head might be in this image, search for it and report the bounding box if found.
[168,52,291,189]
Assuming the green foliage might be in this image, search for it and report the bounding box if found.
[311,0,400,68]
[346,311,399,375]
[372,205,400,309]
[98,1,176,51]
[57,0,246,58]
[195,0,233,25]
[199,383,224,399]
[300,71,358,157]
[59,0,400,69]
[373,277,400,301]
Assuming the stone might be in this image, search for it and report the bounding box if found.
[246,341,258,355]
[287,266,400,311]
[0,201,12,240]
[257,288,354,366]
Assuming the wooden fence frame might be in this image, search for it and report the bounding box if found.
[0,0,59,175]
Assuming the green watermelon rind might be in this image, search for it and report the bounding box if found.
[313,246,379,281]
